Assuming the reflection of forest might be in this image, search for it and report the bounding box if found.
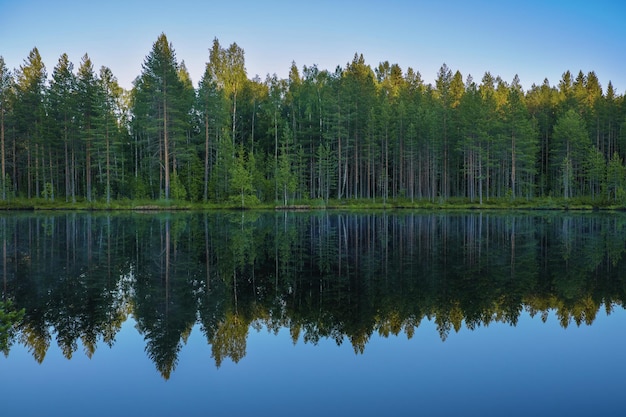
[1,212,626,378]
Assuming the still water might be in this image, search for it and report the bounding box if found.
[1,211,625,416]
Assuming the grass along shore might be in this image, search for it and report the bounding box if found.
[1,196,625,211]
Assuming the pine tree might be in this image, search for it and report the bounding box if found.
[606,152,625,202]
[276,126,297,205]
[48,53,77,202]
[198,59,225,201]
[503,75,537,199]
[229,145,253,208]
[0,57,13,200]
[552,109,591,197]
[458,78,487,202]
[76,54,100,202]
[133,33,184,200]
[14,48,47,199]
[98,66,124,203]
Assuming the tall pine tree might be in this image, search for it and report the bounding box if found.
[133,33,184,200]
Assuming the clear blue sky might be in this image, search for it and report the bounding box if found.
[1,0,625,93]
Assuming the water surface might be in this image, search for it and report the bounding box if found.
[1,211,625,416]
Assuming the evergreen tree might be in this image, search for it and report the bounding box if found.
[230,145,253,208]
[98,66,124,203]
[342,53,376,199]
[198,59,225,201]
[276,126,297,205]
[0,57,13,200]
[434,64,455,199]
[606,152,625,202]
[315,141,337,203]
[552,109,591,197]
[173,62,197,200]
[599,81,620,158]
[133,33,184,200]
[48,53,77,202]
[477,72,499,200]
[503,75,537,199]
[13,48,47,199]
[76,54,100,202]
[458,78,487,202]
[526,78,558,196]
[585,146,605,200]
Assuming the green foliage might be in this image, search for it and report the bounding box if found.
[2,36,626,207]
[132,33,188,201]
[276,127,297,205]
[552,109,591,197]
[606,152,626,203]
[585,146,605,200]
[227,193,261,208]
[169,171,187,201]
[229,146,253,208]
[130,177,149,200]
[41,182,54,200]
[315,142,337,203]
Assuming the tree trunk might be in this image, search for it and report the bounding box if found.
[27,146,32,199]
[49,147,54,201]
[204,112,210,202]
[35,144,40,198]
[0,106,5,200]
[163,90,170,200]
[86,138,91,202]
[64,123,70,202]
[232,88,237,145]
[511,132,516,199]
[106,118,111,204]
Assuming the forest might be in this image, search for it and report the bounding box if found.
[1,33,626,207]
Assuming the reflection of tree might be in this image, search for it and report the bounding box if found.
[4,214,130,360]
[133,215,200,379]
[210,311,249,367]
[3,212,626,377]
[19,322,50,363]
[0,300,24,356]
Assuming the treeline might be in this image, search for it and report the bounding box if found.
[1,33,626,205]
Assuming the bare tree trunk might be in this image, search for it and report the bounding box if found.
[274,110,278,201]
[71,147,76,203]
[106,119,111,204]
[64,125,70,202]
[163,85,170,200]
[0,106,5,200]
[49,147,54,201]
[204,112,209,202]
[27,146,32,199]
[232,88,237,146]
[511,132,516,199]
[35,144,40,198]
[251,99,255,154]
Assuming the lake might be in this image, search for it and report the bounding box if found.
[1,211,626,416]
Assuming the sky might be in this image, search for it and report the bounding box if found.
[1,0,625,93]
